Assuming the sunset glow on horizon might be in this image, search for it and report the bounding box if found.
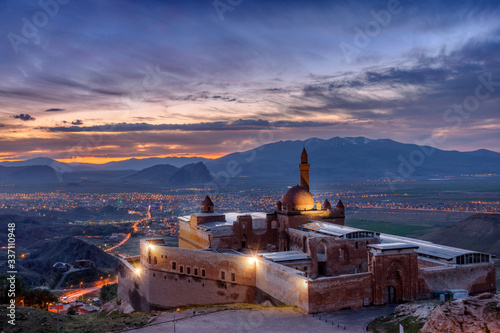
[1,0,500,162]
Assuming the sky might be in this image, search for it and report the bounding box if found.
[1,0,500,163]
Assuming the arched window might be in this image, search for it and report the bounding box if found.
[317,241,327,260]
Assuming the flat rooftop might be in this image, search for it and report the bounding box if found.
[261,251,310,262]
[179,212,268,232]
[300,221,494,262]
[302,221,379,239]
[378,233,490,261]
[368,243,419,251]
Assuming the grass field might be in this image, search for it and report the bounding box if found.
[345,208,472,237]
[346,219,434,237]
[367,315,425,333]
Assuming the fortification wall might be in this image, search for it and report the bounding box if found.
[117,258,150,311]
[418,263,496,297]
[178,221,211,249]
[255,259,309,312]
[140,245,256,309]
[145,269,255,309]
[307,273,373,313]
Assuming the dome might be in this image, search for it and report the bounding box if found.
[53,262,65,268]
[282,185,315,211]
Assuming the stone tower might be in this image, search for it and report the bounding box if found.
[299,147,310,191]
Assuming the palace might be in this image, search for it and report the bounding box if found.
[118,149,496,313]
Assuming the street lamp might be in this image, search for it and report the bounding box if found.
[174,308,180,333]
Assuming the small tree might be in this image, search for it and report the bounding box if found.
[67,306,76,315]
[100,283,118,303]
[23,289,57,309]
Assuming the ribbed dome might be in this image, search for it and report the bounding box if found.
[282,185,314,211]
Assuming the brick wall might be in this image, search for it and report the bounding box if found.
[307,273,373,313]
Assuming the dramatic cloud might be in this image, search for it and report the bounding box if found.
[1,0,499,161]
[48,119,340,132]
[12,114,36,121]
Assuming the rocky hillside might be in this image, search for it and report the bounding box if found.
[0,165,60,183]
[21,237,118,281]
[124,161,213,186]
[422,293,500,332]
[368,293,500,332]
[421,213,500,257]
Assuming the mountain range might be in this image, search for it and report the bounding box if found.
[1,136,499,186]
[123,162,213,185]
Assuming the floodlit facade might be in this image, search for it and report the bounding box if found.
[118,149,496,313]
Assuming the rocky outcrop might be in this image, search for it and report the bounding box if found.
[394,302,437,320]
[422,293,500,333]
[100,299,134,314]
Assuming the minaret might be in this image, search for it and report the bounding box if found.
[299,147,310,191]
